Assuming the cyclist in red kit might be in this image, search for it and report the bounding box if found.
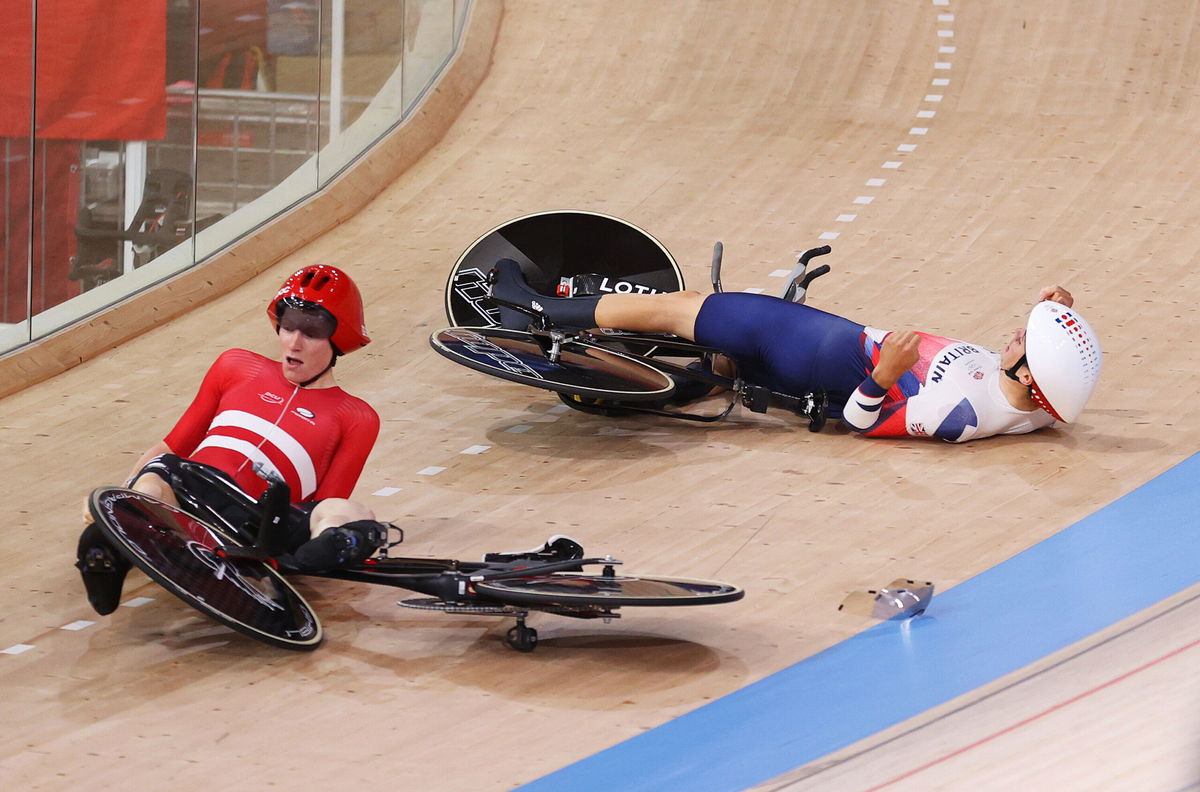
[76,264,392,615]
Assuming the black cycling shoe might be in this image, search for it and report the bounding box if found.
[75,522,131,616]
[488,258,601,330]
[488,258,547,329]
[484,535,585,570]
[293,520,389,572]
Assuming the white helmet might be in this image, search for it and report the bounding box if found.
[1024,301,1102,422]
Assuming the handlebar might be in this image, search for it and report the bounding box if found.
[710,241,724,293]
[798,245,832,266]
[780,245,833,303]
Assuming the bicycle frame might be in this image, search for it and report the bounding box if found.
[166,457,622,595]
[494,312,829,429]
[98,457,741,652]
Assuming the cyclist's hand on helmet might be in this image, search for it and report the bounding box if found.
[872,330,921,389]
[1039,285,1074,307]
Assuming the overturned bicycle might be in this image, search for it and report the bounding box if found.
[85,457,742,653]
[432,210,833,429]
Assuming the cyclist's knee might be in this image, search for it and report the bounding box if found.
[308,498,374,538]
[130,471,178,506]
[668,291,708,337]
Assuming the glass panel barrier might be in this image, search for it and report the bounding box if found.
[316,0,407,182]
[454,0,468,41]
[193,1,320,263]
[4,0,473,358]
[0,136,33,352]
[403,0,456,115]
[27,0,195,342]
[0,0,34,349]
[2,16,31,342]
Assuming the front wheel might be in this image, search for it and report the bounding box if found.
[87,487,323,651]
[474,573,744,609]
[431,326,676,402]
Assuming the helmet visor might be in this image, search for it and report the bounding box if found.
[277,300,337,341]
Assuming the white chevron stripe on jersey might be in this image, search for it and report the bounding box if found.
[192,436,295,495]
[199,410,319,497]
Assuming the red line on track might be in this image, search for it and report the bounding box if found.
[865,637,1200,791]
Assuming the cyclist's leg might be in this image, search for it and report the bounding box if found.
[77,454,207,614]
[693,292,868,402]
[307,498,374,536]
[75,518,131,615]
[490,257,705,333]
[290,498,388,571]
[129,468,179,508]
[593,290,707,338]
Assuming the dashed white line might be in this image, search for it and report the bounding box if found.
[460,445,491,455]
[416,466,446,476]
[853,196,875,205]
[122,597,154,608]
[373,486,403,497]
[2,644,35,655]
[60,621,95,632]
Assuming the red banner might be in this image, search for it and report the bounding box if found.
[0,0,166,140]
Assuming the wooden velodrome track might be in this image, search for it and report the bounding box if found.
[3,1,1199,789]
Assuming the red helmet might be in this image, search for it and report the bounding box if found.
[267,265,370,354]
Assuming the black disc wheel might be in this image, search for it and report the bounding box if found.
[444,210,684,327]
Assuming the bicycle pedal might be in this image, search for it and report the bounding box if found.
[741,385,770,413]
[804,388,829,432]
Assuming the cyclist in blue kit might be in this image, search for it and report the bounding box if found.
[487,258,1102,442]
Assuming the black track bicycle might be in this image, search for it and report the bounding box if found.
[87,459,743,653]
[431,210,832,429]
